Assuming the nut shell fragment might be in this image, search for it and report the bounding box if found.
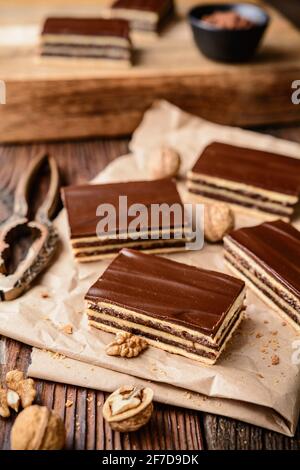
[103,385,154,432]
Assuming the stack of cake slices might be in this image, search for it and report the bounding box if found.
[187,142,300,221]
[40,17,132,65]
[62,179,193,262]
[85,248,246,364]
[224,220,300,332]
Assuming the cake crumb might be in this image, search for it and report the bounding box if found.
[271,355,280,366]
[256,332,263,339]
[65,399,73,408]
[61,324,73,335]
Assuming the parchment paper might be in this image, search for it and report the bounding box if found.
[1,101,300,436]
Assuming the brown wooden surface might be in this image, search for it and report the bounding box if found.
[1,126,300,450]
[1,0,300,143]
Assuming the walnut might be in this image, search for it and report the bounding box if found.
[11,405,65,450]
[106,332,148,358]
[7,390,20,413]
[204,202,235,243]
[148,146,181,179]
[0,388,10,418]
[103,385,154,432]
[6,369,36,408]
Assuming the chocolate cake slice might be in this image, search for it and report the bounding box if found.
[111,0,175,38]
[61,179,192,263]
[85,248,246,364]
[224,220,300,332]
[187,142,300,221]
[40,17,132,65]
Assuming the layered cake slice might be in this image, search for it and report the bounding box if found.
[110,0,175,38]
[61,179,192,262]
[187,142,300,221]
[224,220,300,332]
[85,248,246,364]
[40,17,132,65]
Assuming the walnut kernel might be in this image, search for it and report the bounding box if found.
[11,405,65,450]
[148,146,181,179]
[6,370,36,408]
[103,385,154,432]
[106,331,148,358]
[204,202,235,242]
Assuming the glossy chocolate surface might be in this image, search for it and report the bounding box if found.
[112,0,173,15]
[85,248,245,336]
[191,142,300,196]
[42,17,130,38]
[62,179,185,238]
[227,220,300,297]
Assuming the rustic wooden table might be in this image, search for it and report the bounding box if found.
[0,125,300,450]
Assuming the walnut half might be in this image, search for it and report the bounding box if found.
[106,332,148,358]
[103,385,154,432]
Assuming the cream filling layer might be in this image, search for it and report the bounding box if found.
[87,288,245,347]
[110,9,159,23]
[75,245,189,262]
[41,34,130,48]
[185,193,290,223]
[41,44,131,59]
[224,257,300,333]
[187,172,299,205]
[224,238,300,310]
[187,181,293,215]
[72,237,188,254]
[71,227,190,244]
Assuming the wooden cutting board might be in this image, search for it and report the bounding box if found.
[0,0,299,143]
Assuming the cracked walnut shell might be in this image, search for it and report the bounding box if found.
[106,331,148,358]
[11,405,65,450]
[204,202,235,243]
[103,385,154,432]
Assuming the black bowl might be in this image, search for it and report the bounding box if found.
[188,3,270,62]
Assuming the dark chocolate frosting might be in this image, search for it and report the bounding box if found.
[191,142,300,196]
[62,179,185,238]
[42,17,130,38]
[227,220,300,298]
[112,0,173,15]
[85,248,245,336]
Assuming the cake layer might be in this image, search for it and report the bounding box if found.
[188,142,300,197]
[42,17,131,39]
[85,248,245,338]
[41,45,131,60]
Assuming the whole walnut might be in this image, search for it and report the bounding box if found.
[148,146,181,179]
[11,405,65,450]
[204,202,235,243]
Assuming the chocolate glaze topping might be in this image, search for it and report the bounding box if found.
[112,0,173,15]
[226,220,300,298]
[85,248,245,336]
[42,17,130,38]
[191,142,300,196]
[62,179,186,238]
